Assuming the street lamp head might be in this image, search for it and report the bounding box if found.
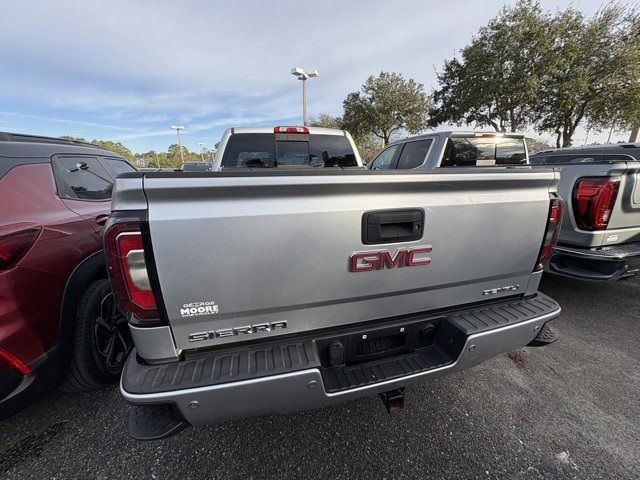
[291,67,304,77]
[170,125,185,130]
[308,70,319,78]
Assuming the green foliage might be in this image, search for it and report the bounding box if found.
[535,4,637,147]
[525,137,552,154]
[353,134,383,163]
[309,113,343,129]
[59,136,135,161]
[135,144,199,168]
[431,1,640,147]
[586,10,640,141]
[310,113,383,162]
[342,72,430,146]
[431,0,546,133]
[59,136,199,168]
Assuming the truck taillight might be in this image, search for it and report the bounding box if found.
[535,195,564,271]
[104,220,157,319]
[274,126,309,134]
[572,177,620,231]
[0,223,40,271]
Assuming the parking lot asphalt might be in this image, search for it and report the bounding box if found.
[1,274,639,480]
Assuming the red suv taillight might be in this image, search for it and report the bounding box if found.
[0,223,41,271]
[0,346,31,375]
[104,220,158,319]
[535,195,564,271]
[572,177,620,231]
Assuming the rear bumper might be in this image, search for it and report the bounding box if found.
[121,293,560,426]
[549,242,640,281]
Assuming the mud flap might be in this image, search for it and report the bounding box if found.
[128,404,190,441]
[526,322,559,347]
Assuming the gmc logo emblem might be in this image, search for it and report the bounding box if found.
[349,246,432,272]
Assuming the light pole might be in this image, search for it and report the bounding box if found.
[170,125,185,164]
[197,142,206,162]
[291,67,318,126]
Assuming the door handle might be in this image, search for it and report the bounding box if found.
[362,209,424,245]
[95,214,109,226]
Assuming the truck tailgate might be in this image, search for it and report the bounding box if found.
[141,170,556,351]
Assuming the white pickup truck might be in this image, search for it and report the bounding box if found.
[105,138,563,440]
[211,126,363,170]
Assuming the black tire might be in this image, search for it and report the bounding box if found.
[59,279,132,393]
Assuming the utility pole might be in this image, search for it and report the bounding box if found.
[291,67,319,126]
[170,125,185,163]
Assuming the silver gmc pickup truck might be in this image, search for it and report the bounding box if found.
[106,168,562,440]
[531,143,640,280]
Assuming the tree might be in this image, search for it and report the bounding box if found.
[310,113,383,162]
[309,113,342,129]
[431,2,640,147]
[59,135,135,161]
[91,140,134,161]
[586,11,640,142]
[342,72,430,147]
[166,143,199,165]
[535,4,637,147]
[430,0,548,133]
[525,137,553,154]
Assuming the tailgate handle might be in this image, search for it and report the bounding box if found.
[362,209,424,245]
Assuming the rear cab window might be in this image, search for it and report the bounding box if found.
[440,135,527,167]
[221,133,358,168]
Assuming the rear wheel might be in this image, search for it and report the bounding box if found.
[59,279,132,393]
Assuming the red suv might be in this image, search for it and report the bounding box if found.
[0,132,136,415]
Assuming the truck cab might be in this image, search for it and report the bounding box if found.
[368,131,528,171]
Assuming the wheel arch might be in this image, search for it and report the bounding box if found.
[59,250,108,345]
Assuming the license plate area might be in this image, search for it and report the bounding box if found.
[316,318,442,368]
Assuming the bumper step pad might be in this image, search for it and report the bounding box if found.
[322,347,453,393]
[124,340,319,395]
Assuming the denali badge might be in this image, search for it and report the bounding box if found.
[482,285,520,295]
[349,246,432,272]
[188,321,288,342]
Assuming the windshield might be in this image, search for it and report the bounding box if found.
[181,162,212,171]
[221,133,358,168]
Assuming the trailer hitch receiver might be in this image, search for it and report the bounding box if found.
[379,388,405,414]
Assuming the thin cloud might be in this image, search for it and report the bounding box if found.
[0,0,612,152]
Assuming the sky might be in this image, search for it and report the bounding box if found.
[0,0,620,154]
